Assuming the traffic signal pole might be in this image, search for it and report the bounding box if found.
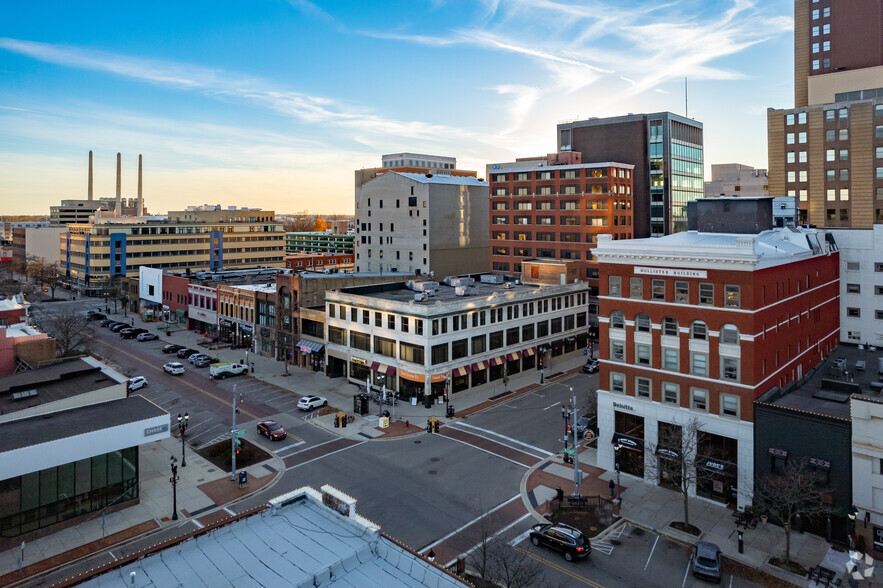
[231,384,238,482]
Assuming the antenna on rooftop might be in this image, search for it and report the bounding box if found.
[685,77,688,118]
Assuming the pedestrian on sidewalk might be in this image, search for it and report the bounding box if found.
[609,479,615,499]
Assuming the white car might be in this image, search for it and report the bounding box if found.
[297,395,328,411]
[163,362,185,375]
[128,376,148,391]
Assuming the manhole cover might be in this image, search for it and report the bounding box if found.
[414,440,422,444]
[430,457,440,462]
[427,470,437,475]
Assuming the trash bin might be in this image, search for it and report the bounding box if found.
[446,405,455,418]
[424,395,433,409]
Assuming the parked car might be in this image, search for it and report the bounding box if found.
[99,319,115,327]
[188,353,210,364]
[137,332,158,341]
[297,395,328,411]
[88,313,107,321]
[209,362,248,379]
[128,376,148,391]
[111,323,129,332]
[529,523,591,561]
[692,541,722,583]
[163,362,185,375]
[574,415,597,440]
[257,420,287,441]
[582,359,599,374]
[162,344,184,354]
[193,356,220,368]
[177,348,200,359]
[121,328,146,339]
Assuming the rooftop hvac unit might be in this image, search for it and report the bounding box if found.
[504,282,512,289]
[414,281,439,292]
[455,286,467,296]
[480,274,504,284]
[450,277,475,288]
[414,293,427,302]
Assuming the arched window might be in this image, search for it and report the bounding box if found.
[610,311,625,329]
[635,313,651,332]
[662,317,679,337]
[720,324,740,345]
[691,321,707,340]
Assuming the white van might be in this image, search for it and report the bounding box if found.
[209,362,248,379]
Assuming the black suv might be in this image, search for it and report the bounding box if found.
[529,523,590,561]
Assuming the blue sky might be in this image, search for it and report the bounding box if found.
[1,0,794,215]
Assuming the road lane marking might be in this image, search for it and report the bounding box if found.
[513,546,604,587]
[112,345,263,419]
[437,433,532,468]
[445,512,533,568]
[682,554,692,587]
[276,437,339,457]
[645,534,659,570]
[509,528,532,547]
[285,440,364,469]
[543,401,561,410]
[418,494,521,553]
[192,519,204,529]
[450,422,554,457]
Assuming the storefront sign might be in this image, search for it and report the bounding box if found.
[430,373,446,383]
[634,267,707,279]
[768,448,788,458]
[350,357,367,366]
[613,401,634,412]
[399,369,424,382]
[611,433,643,452]
[698,456,737,476]
[144,424,168,437]
[656,447,680,460]
[809,457,831,469]
[874,526,883,551]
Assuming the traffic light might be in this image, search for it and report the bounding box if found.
[433,419,440,433]
[427,418,433,433]
[566,424,572,435]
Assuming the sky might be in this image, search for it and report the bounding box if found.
[0,0,795,216]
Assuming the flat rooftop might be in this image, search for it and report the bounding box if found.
[757,344,883,421]
[0,356,126,416]
[337,277,584,306]
[0,395,168,453]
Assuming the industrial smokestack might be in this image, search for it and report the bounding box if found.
[115,152,122,216]
[137,154,143,216]
[88,150,93,200]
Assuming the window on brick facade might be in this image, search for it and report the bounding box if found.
[635,314,651,332]
[662,317,678,337]
[610,311,625,329]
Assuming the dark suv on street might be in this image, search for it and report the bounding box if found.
[529,523,590,561]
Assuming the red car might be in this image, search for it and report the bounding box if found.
[257,420,287,441]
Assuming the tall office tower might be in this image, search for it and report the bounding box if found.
[558,113,704,238]
[769,0,883,227]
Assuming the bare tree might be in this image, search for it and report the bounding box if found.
[43,262,63,300]
[753,459,832,565]
[644,415,708,526]
[0,262,21,299]
[468,522,548,588]
[35,307,96,356]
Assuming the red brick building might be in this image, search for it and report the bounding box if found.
[594,198,840,509]
[161,274,190,323]
[487,153,634,313]
[285,252,354,272]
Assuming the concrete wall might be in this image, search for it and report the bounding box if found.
[828,226,883,345]
[427,181,489,277]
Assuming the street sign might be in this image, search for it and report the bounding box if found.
[234,430,247,436]
[235,437,242,446]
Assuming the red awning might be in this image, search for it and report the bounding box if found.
[523,347,536,357]
[471,360,488,371]
[370,362,396,376]
[507,351,522,361]
[490,356,505,367]
[453,365,472,377]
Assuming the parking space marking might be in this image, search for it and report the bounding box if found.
[682,554,692,588]
[543,401,561,411]
[508,528,532,547]
[513,546,604,587]
[645,534,659,570]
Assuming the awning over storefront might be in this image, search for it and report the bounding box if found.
[452,365,472,377]
[489,356,506,367]
[566,336,576,343]
[697,455,737,476]
[370,362,396,376]
[655,447,681,460]
[523,347,536,357]
[297,339,324,354]
[610,432,643,453]
[506,351,522,361]
[239,325,253,334]
[471,360,488,371]
[399,369,423,382]
[220,319,233,327]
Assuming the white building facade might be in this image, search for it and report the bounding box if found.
[851,395,883,551]
[325,278,589,401]
[827,226,883,346]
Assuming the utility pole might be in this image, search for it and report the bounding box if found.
[561,387,582,496]
[231,384,239,481]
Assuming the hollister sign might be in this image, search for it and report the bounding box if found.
[634,267,707,279]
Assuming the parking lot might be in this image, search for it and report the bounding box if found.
[513,522,763,587]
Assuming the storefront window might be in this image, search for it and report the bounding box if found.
[471,368,488,387]
[614,411,644,478]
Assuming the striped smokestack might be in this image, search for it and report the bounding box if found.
[115,152,122,216]
[88,150,93,200]
[137,154,143,216]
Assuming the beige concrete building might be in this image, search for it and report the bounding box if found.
[12,226,67,268]
[354,169,489,278]
[703,164,769,199]
[61,206,284,296]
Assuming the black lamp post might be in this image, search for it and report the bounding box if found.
[561,406,570,450]
[177,412,189,467]
[848,505,858,550]
[614,443,623,501]
[170,455,179,520]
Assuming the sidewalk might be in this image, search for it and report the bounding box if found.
[522,446,841,587]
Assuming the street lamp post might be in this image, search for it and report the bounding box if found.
[614,443,623,502]
[561,406,570,450]
[177,412,189,467]
[848,505,858,550]
[169,456,179,520]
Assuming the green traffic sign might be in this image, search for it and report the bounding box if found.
[235,437,241,446]
[235,430,247,436]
